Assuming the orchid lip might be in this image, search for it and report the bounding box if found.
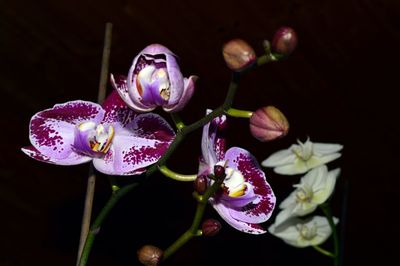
[135,66,171,105]
[74,121,115,156]
[215,161,247,198]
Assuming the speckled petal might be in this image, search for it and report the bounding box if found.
[22,146,92,165]
[224,147,276,223]
[102,90,138,127]
[110,74,154,112]
[164,75,198,112]
[211,199,267,234]
[93,113,175,175]
[29,100,104,159]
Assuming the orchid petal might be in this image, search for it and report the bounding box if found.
[162,53,184,109]
[22,146,92,165]
[164,75,198,112]
[305,153,342,169]
[93,113,174,175]
[29,100,104,159]
[261,148,296,167]
[111,74,154,112]
[269,216,339,247]
[224,147,276,223]
[313,143,343,156]
[273,159,309,175]
[211,200,267,234]
[101,89,138,127]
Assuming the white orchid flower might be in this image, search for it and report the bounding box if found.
[274,166,340,225]
[261,138,343,175]
[268,215,339,248]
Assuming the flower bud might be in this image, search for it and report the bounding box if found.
[137,245,163,266]
[249,106,289,142]
[202,219,222,236]
[222,39,256,71]
[194,175,208,194]
[214,165,226,179]
[272,27,298,56]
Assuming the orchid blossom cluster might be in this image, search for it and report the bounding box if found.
[263,138,343,255]
[20,27,343,266]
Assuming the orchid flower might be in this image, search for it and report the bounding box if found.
[268,215,339,248]
[111,44,198,113]
[273,166,340,226]
[198,111,276,234]
[22,91,175,175]
[261,138,343,175]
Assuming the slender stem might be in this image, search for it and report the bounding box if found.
[225,108,253,118]
[146,72,240,176]
[77,22,113,266]
[162,171,226,260]
[97,23,113,104]
[312,245,334,258]
[320,203,339,266]
[170,113,185,130]
[78,183,140,266]
[159,165,197,182]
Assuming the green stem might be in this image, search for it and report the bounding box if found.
[146,72,240,176]
[162,172,226,260]
[159,165,197,182]
[78,183,140,266]
[170,113,185,130]
[312,245,334,258]
[225,108,253,118]
[320,203,339,266]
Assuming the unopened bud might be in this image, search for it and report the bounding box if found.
[214,165,226,179]
[202,219,222,236]
[194,176,208,194]
[222,39,256,71]
[249,106,289,142]
[272,27,298,56]
[137,245,163,266]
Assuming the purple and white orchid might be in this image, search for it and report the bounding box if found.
[22,91,175,175]
[111,44,197,113]
[198,111,276,234]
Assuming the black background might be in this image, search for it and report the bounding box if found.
[1,0,399,265]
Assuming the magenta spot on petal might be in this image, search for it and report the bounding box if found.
[122,141,169,165]
[23,146,50,162]
[235,153,275,217]
[31,117,63,148]
[40,102,100,123]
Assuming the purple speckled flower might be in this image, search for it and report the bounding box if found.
[111,44,197,113]
[198,111,276,234]
[21,91,175,175]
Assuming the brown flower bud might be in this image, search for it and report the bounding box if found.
[137,245,163,266]
[222,39,256,71]
[202,219,222,236]
[214,165,226,179]
[272,27,298,56]
[194,175,208,194]
[249,106,289,142]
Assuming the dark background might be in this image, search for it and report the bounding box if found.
[1,0,399,265]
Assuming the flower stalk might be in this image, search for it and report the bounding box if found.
[320,203,339,266]
[159,165,197,182]
[162,171,227,260]
[77,22,113,265]
[78,182,140,266]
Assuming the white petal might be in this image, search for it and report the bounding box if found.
[313,143,343,156]
[261,148,296,167]
[313,168,340,204]
[273,159,308,175]
[306,153,342,169]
